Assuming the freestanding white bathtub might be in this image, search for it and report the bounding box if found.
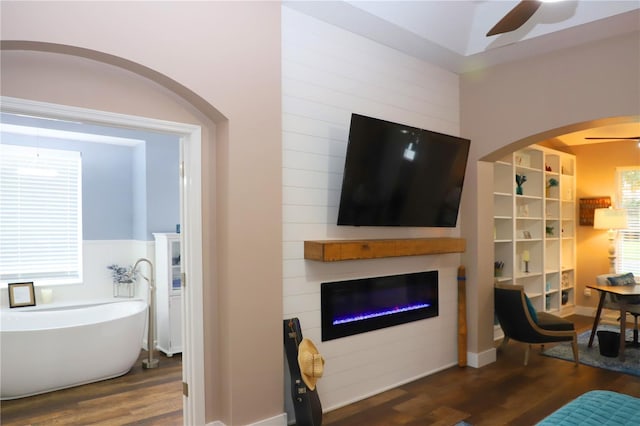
[1,300,147,400]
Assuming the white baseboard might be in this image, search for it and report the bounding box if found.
[248,413,287,426]
[574,305,597,317]
[466,348,497,368]
[575,305,619,325]
[208,413,287,426]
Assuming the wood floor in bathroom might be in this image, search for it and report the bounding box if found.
[0,351,182,426]
[3,316,640,425]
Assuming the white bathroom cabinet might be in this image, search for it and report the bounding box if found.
[154,232,182,356]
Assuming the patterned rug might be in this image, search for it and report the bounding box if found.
[542,326,640,377]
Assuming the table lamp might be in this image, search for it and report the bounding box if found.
[593,207,628,274]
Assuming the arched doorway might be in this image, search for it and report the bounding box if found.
[476,116,639,362]
[0,43,218,424]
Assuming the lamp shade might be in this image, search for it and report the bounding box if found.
[593,208,628,230]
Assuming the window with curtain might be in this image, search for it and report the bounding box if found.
[0,144,82,285]
[617,166,640,276]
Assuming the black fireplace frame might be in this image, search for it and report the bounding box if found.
[321,270,439,341]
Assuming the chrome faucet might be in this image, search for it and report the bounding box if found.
[133,258,159,369]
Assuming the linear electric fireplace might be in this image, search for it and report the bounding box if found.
[321,271,439,341]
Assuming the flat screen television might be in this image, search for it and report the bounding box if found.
[337,114,470,227]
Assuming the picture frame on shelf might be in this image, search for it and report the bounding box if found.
[522,230,532,239]
[8,282,36,308]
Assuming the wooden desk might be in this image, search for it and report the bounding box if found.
[587,284,640,361]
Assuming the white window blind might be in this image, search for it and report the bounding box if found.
[0,144,82,285]
[617,166,640,276]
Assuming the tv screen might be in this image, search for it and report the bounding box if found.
[337,114,470,227]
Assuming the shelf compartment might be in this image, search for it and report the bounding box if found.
[494,193,513,217]
[494,217,513,241]
[516,197,542,218]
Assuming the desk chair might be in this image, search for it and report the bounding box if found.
[596,273,640,345]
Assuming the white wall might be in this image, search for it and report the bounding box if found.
[282,8,465,410]
[1,2,283,422]
[0,240,153,308]
[460,31,640,358]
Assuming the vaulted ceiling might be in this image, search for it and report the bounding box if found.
[286,1,640,146]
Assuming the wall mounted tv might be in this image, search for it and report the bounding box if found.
[337,114,470,227]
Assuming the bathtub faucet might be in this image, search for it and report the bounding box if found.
[133,258,159,369]
[133,258,154,286]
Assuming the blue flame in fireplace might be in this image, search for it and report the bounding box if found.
[332,302,431,325]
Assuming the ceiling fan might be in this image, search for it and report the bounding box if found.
[487,0,543,37]
[585,136,640,141]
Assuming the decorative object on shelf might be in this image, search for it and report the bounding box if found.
[494,261,504,277]
[545,164,552,172]
[523,250,530,273]
[546,281,551,291]
[546,294,551,310]
[562,272,569,288]
[522,230,532,239]
[518,204,529,217]
[8,281,36,308]
[107,264,138,298]
[40,288,53,304]
[546,177,558,197]
[593,207,629,273]
[515,153,530,167]
[515,174,527,195]
[579,196,611,226]
[561,290,569,305]
[546,226,554,236]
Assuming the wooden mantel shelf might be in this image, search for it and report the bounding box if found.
[304,238,466,262]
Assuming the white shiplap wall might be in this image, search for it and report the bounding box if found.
[282,7,465,411]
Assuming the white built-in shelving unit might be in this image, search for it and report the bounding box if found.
[493,145,576,339]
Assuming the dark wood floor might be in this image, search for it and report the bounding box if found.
[2,316,639,426]
[323,315,640,426]
[0,351,182,426]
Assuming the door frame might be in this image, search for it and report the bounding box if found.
[0,96,206,425]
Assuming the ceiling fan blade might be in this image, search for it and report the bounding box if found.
[585,136,640,140]
[487,1,542,37]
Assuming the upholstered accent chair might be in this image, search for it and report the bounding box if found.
[494,284,578,366]
[597,273,640,344]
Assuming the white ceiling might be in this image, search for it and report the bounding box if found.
[285,0,640,146]
[285,1,640,74]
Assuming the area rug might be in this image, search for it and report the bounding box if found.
[542,326,640,377]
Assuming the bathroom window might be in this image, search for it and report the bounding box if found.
[617,166,639,276]
[0,144,82,285]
